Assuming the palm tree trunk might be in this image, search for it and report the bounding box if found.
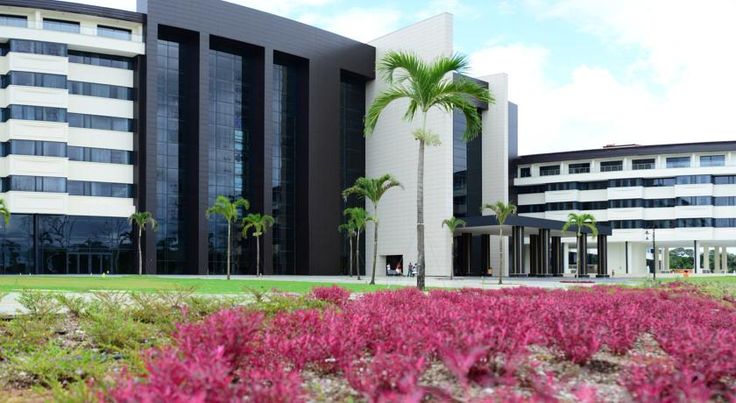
[417,113,427,291]
[348,236,353,277]
[226,222,231,280]
[449,235,454,281]
[371,206,379,285]
[138,226,143,276]
[577,232,582,278]
[498,228,504,285]
[256,236,260,277]
[356,231,362,280]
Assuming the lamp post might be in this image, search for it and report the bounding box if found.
[645,224,657,280]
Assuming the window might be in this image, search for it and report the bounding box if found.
[2,105,66,122]
[715,175,736,185]
[609,199,643,208]
[517,204,545,213]
[632,158,655,170]
[568,163,590,174]
[3,140,66,157]
[547,182,579,191]
[609,178,643,187]
[7,39,67,56]
[68,81,134,100]
[1,71,66,89]
[97,25,132,40]
[579,181,608,190]
[677,196,712,206]
[68,50,133,69]
[644,177,676,187]
[516,185,546,194]
[43,18,80,33]
[715,197,736,206]
[581,201,607,210]
[3,176,66,192]
[67,113,133,132]
[600,160,623,172]
[700,155,725,167]
[519,167,531,178]
[539,165,560,176]
[644,198,676,208]
[676,175,711,185]
[666,156,690,168]
[0,14,27,27]
[67,181,132,197]
[67,146,132,164]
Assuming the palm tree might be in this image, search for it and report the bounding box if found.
[345,207,369,281]
[482,202,517,285]
[128,211,157,276]
[365,51,493,291]
[342,174,402,285]
[206,196,249,280]
[442,216,466,280]
[562,213,598,278]
[0,198,10,226]
[338,220,357,277]
[242,213,274,277]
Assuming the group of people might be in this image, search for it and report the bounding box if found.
[386,262,417,277]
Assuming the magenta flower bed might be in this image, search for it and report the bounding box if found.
[106,283,736,402]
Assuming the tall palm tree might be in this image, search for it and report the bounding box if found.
[242,213,274,277]
[365,51,493,291]
[482,202,517,285]
[206,196,249,280]
[0,198,10,226]
[562,212,598,278]
[442,216,466,280]
[345,207,369,281]
[338,220,357,277]
[342,174,402,285]
[128,211,157,276]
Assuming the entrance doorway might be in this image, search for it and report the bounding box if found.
[385,255,403,275]
[66,252,113,274]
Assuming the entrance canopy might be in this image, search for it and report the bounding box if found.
[456,215,613,237]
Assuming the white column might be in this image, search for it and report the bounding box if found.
[703,246,711,272]
[563,243,570,275]
[693,241,700,273]
[715,246,722,273]
[721,247,728,273]
[663,248,670,272]
[653,247,659,273]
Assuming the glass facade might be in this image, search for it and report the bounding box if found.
[68,51,133,69]
[97,25,132,40]
[208,48,250,274]
[272,63,297,274]
[0,215,133,275]
[67,113,133,131]
[155,38,188,274]
[68,81,134,100]
[340,75,366,275]
[1,71,67,89]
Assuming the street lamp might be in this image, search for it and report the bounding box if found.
[645,224,657,280]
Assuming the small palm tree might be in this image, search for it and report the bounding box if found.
[365,51,493,291]
[442,216,466,280]
[345,207,369,281]
[482,202,517,285]
[0,198,10,226]
[562,212,598,278]
[342,174,402,285]
[338,220,357,277]
[242,213,274,277]
[128,211,157,276]
[206,196,250,280]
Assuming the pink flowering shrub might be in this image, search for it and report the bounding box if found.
[105,283,736,402]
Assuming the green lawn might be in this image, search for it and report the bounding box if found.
[0,275,403,294]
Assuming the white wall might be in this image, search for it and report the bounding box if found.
[366,14,455,277]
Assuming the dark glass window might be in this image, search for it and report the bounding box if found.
[67,181,132,197]
[1,71,66,89]
[609,199,643,208]
[579,181,608,190]
[8,39,67,56]
[715,218,736,227]
[700,155,725,167]
[666,156,690,168]
[68,81,133,100]
[68,50,133,69]
[42,176,66,192]
[272,62,298,275]
[67,113,132,132]
[714,175,736,185]
[539,165,560,176]
[632,158,655,170]
[644,198,676,208]
[547,182,578,191]
[676,175,711,185]
[517,204,545,213]
[609,178,643,187]
[3,175,65,192]
[644,177,676,187]
[568,162,590,174]
[581,201,607,210]
[0,14,27,27]
[43,18,80,33]
[677,196,712,206]
[547,201,579,211]
[2,105,66,122]
[97,25,132,40]
[715,197,736,206]
[41,141,66,157]
[600,160,623,172]
[519,167,531,177]
[516,184,546,194]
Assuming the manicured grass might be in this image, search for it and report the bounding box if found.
[0,275,403,294]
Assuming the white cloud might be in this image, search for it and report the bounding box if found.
[471,0,736,154]
[297,7,403,42]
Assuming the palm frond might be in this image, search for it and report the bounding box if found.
[426,53,470,84]
[377,51,426,84]
[365,86,414,135]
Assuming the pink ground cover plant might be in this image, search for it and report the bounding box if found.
[105,282,736,402]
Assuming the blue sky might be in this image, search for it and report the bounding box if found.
[71,0,736,154]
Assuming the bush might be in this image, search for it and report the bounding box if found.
[310,285,351,307]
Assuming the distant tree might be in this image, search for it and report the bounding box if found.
[0,198,9,226]
[242,213,274,277]
[562,213,598,277]
[128,211,157,276]
[344,207,369,281]
[206,196,250,280]
[365,51,493,291]
[338,220,357,277]
[343,175,402,285]
[442,216,466,280]
[482,202,517,284]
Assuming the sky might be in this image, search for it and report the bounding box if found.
[63,0,736,155]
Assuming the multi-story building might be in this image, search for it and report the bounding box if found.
[513,142,736,275]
